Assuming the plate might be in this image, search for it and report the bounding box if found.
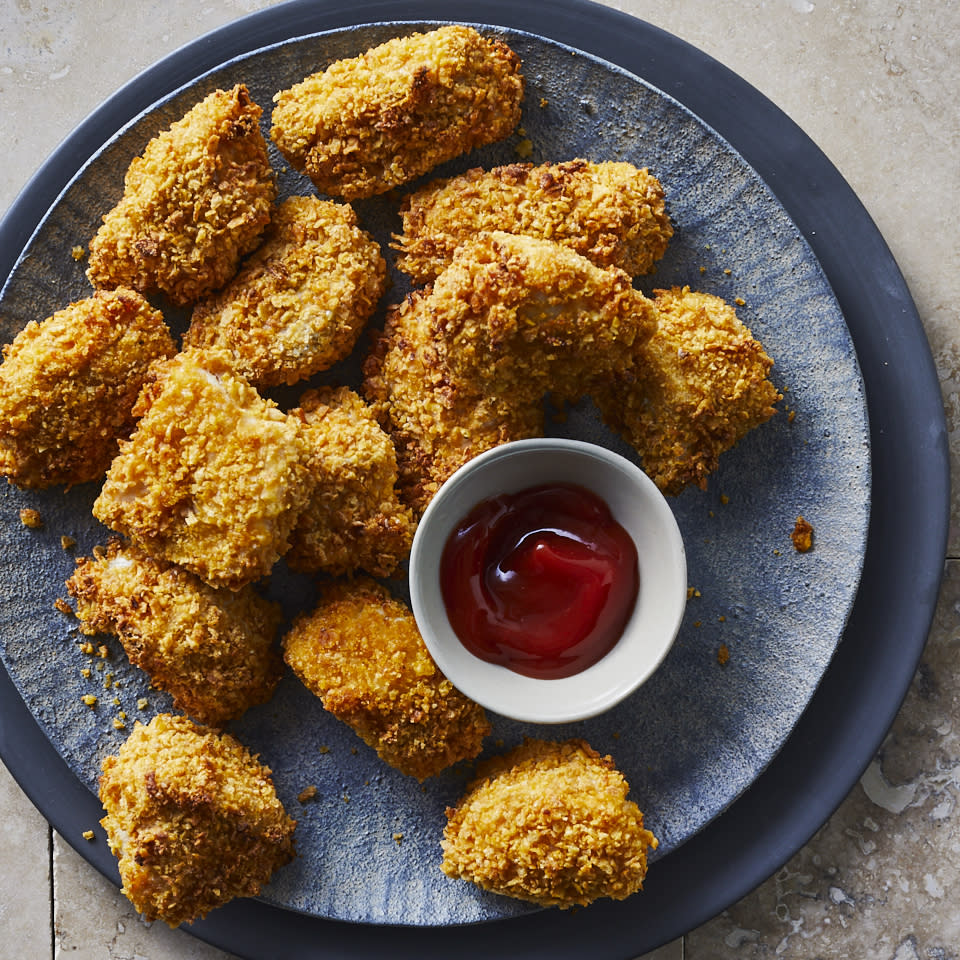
[0,20,868,926]
[0,1,945,955]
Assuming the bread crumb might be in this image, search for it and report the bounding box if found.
[717,643,730,666]
[112,717,126,730]
[80,641,95,655]
[137,697,149,710]
[71,246,86,261]
[82,829,95,840]
[54,597,72,614]
[61,535,77,550]
[298,785,318,803]
[19,508,42,528]
[82,694,97,708]
[735,297,746,306]
[791,515,814,553]
[539,97,548,108]
[393,832,404,844]
[515,138,534,159]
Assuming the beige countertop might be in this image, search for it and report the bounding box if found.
[1,1,957,957]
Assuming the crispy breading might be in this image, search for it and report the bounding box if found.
[441,738,657,908]
[362,287,544,514]
[0,288,176,489]
[361,230,657,511]
[595,286,781,494]
[286,387,415,577]
[67,540,283,727]
[283,578,489,780]
[393,159,673,283]
[87,85,276,306]
[270,26,523,200]
[421,231,659,403]
[93,349,311,591]
[99,714,296,927]
[184,196,386,387]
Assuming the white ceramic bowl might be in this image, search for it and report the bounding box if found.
[409,438,687,723]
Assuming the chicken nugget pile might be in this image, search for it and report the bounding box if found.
[0,22,787,925]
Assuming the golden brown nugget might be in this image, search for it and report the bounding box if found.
[283,578,490,780]
[67,540,283,727]
[184,196,386,387]
[442,738,657,908]
[88,85,276,306]
[595,286,781,494]
[0,288,175,489]
[93,349,311,591]
[99,714,296,927]
[394,159,673,283]
[270,25,523,200]
[418,231,659,404]
[362,288,544,514]
[286,387,415,577]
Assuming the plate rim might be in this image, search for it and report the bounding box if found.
[0,0,947,956]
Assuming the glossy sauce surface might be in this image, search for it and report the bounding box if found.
[439,483,639,679]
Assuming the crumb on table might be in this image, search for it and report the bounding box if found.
[297,785,318,803]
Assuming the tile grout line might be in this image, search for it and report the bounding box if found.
[48,825,54,960]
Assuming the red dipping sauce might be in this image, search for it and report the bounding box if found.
[439,483,639,679]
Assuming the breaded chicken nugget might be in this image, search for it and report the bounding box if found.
[393,159,672,283]
[420,231,659,403]
[441,738,657,908]
[362,288,544,514]
[595,286,781,494]
[0,288,175,489]
[99,713,296,927]
[93,349,311,591]
[88,85,276,306]
[283,578,489,780]
[286,387,415,577]
[67,540,283,727]
[270,26,523,200]
[184,196,386,387]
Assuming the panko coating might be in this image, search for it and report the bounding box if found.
[270,26,523,200]
[420,231,659,403]
[283,578,490,780]
[184,196,387,387]
[93,349,312,591]
[0,288,175,489]
[595,286,781,494]
[393,158,673,284]
[362,287,544,514]
[87,84,276,306]
[67,539,283,727]
[441,738,657,908]
[286,387,416,577]
[99,713,296,927]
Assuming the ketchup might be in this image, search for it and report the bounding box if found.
[439,483,638,679]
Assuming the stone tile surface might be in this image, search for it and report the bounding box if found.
[0,760,51,957]
[0,0,957,958]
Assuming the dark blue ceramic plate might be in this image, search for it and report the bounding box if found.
[0,21,868,926]
[0,2,946,954]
